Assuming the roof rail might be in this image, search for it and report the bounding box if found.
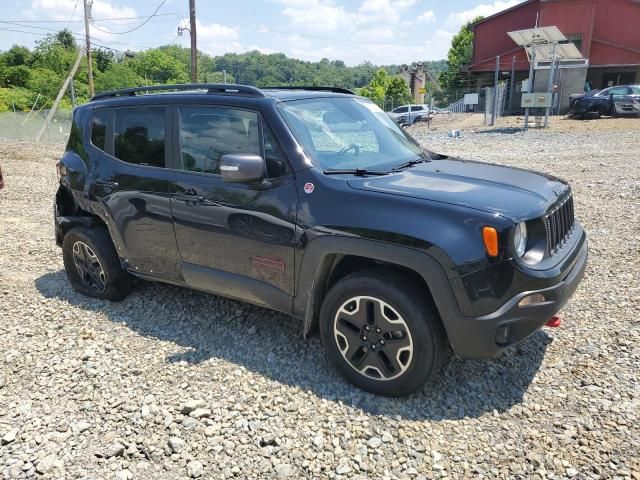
[90,83,265,101]
[262,86,356,95]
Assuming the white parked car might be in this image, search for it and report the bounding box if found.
[388,104,430,125]
[431,106,451,114]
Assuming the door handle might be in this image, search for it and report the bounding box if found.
[95,179,119,193]
[174,193,204,204]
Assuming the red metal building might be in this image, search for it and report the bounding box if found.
[469,0,640,90]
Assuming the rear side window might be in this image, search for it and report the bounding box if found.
[608,86,628,96]
[91,110,109,151]
[114,107,166,168]
[412,106,424,111]
[630,86,640,95]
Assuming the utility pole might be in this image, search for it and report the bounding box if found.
[83,0,95,96]
[189,0,197,83]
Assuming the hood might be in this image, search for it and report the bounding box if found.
[347,158,569,222]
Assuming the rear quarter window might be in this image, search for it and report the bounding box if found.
[91,110,110,151]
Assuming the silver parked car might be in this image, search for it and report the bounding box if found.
[388,104,430,125]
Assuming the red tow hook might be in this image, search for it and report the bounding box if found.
[545,315,562,328]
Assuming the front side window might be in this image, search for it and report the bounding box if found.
[631,86,640,95]
[393,106,409,113]
[279,97,425,172]
[263,125,290,178]
[114,107,165,168]
[179,107,260,175]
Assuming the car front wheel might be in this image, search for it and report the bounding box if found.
[319,269,448,396]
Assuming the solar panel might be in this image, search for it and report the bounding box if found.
[508,26,567,46]
[526,43,584,60]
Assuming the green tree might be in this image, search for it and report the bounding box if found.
[2,45,32,66]
[360,69,412,109]
[93,48,114,73]
[95,63,144,92]
[55,29,77,50]
[126,49,189,84]
[0,66,31,88]
[26,68,61,102]
[386,76,413,107]
[436,16,483,105]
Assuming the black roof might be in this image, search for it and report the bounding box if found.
[90,84,355,102]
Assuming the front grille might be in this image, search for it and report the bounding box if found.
[545,194,575,255]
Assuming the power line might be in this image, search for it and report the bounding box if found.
[2,13,179,24]
[198,16,451,47]
[0,21,160,50]
[89,0,168,35]
[66,0,80,30]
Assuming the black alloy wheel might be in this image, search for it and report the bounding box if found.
[320,269,448,396]
[72,241,107,292]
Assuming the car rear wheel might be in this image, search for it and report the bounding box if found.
[319,269,448,396]
[62,226,132,301]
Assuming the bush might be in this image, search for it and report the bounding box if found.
[0,66,31,88]
[0,87,40,111]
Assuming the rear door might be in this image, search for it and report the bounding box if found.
[88,105,181,280]
[168,104,298,310]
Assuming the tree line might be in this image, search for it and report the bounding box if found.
[0,28,454,112]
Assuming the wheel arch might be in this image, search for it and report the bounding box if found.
[295,236,461,340]
[55,184,109,246]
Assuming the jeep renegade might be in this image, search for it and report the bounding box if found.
[54,84,588,396]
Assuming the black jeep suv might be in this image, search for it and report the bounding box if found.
[54,84,587,396]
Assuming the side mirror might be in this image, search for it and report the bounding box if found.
[220,153,266,184]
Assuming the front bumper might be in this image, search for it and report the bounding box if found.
[445,237,588,359]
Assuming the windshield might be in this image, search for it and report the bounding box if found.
[279,97,426,171]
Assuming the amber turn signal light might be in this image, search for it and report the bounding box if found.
[482,227,499,257]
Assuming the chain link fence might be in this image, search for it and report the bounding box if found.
[0,110,72,143]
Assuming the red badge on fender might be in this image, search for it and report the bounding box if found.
[304,182,314,194]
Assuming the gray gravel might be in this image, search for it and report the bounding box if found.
[1,124,639,479]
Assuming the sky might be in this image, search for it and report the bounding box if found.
[1,0,525,66]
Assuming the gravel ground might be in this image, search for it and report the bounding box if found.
[0,122,639,480]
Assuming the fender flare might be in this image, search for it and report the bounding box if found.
[294,236,462,338]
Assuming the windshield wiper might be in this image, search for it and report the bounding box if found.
[392,158,429,171]
[323,168,389,176]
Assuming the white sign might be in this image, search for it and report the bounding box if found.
[464,93,479,105]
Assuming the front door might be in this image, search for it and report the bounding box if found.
[168,105,298,310]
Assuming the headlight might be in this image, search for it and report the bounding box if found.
[514,222,528,257]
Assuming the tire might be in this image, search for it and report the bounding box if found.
[62,226,132,301]
[319,269,448,397]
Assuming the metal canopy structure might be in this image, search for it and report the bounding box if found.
[508,26,566,49]
[507,26,587,128]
